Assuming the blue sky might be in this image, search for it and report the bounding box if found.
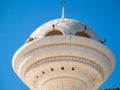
[0,0,120,90]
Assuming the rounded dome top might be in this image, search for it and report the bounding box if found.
[26,18,101,43]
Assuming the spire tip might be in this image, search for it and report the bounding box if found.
[61,0,65,19]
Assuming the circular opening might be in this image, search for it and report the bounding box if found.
[61,67,64,70]
[72,67,75,70]
[42,71,45,74]
[51,68,54,71]
[36,75,39,78]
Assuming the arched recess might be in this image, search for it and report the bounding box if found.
[25,37,34,43]
[76,32,91,38]
[45,30,63,36]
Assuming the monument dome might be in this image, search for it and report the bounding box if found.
[25,18,101,43]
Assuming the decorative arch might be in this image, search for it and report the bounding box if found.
[76,32,91,38]
[25,37,34,43]
[45,30,63,36]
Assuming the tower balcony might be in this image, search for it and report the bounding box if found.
[12,35,115,90]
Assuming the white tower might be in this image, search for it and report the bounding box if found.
[12,5,115,90]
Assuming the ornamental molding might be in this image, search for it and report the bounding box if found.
[24,56,104,80]
[16,43,112,71]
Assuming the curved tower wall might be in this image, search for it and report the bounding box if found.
[12,18,115,90]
